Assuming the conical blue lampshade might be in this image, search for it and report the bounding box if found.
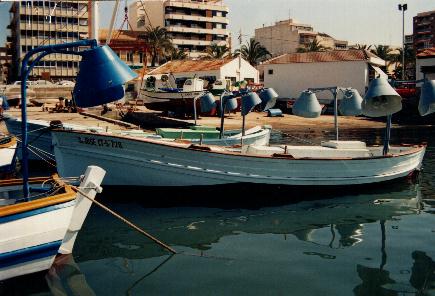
[74,45,138,107]
[225,97,238,112]
[339,89,363,116]
[418,80,435,116]
[200,93,216,113]
[293,90,322,118]
[362,78,402,117]
[241,92,261,116]
[259,88,278,111]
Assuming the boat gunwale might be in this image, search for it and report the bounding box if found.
[0,137,16,149]
[53,129,427,161]
[0,176,76,218]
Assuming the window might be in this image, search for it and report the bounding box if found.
[268,69,273,75]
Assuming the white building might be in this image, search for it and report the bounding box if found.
[262,50,386,101]
[416,48,435,81]
[146,58,259,85]
[129,0,230,58]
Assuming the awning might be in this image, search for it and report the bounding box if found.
[370,65,388,79]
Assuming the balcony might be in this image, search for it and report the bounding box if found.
[165,1,229,12]
[165,13,228,24]
[166,25,228,35]
[172,38,214,46]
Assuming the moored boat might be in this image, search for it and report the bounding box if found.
[52,129,426,187]
[0,165,105,281]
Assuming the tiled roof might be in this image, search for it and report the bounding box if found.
[417,48,435,58]
[263,50,379,64]
[148,59,233,75]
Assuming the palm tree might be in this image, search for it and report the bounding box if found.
[140,26,173,67]
[370,45,395,74]
[355,44,372,50]
[206,43,231,59]
[234,39,271,66]
[370,45,394,63]
[167,48,187,61]
[297,39,330,53]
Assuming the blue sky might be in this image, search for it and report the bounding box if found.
[1,1,434,49]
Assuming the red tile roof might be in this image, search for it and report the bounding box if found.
[263,49,379,64]
[148,59,233,75]
[417,48,435,58]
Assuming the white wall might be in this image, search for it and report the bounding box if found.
[416,58,435,81]
[263,61,368,100]
[220,58,259,83]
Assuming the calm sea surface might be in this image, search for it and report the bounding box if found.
[2,126,435,296]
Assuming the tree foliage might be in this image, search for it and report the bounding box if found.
[140,26,174,67]
[234,39,271,66]
[206,43,231,59]
[297,39,330,53]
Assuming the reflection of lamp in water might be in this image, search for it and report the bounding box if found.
[20,39,137,197]
[362,78,402,155]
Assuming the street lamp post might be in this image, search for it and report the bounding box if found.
[398,3,407,80]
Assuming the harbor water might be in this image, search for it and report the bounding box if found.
[1,127,435,295]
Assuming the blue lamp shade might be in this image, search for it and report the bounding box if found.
[339,89,363,116]
[73,45,138,107]
[200,93,216,113]
[259,88,278,111]
[362,78,402,117]
[225,97,238,112]
[241,92,261,116]
[418,80,435,116]
[292,90,322,118]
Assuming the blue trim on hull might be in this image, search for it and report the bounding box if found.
[0,240,62,268]
[0,200,76,224]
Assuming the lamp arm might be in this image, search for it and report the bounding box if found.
[19,39,97,198]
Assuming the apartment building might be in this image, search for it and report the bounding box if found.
[255,19,348,56]
[8,0,89,81]
[413,10,435,53]
[129,0,230,58]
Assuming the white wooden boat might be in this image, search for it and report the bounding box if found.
[0,165,105,281]
[0,136,17,177]
[4,115,271,157]
[52,129,426,187]
[139,77,205,111]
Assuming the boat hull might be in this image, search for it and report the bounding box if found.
[0,166,105,281]
[0,202,75,280]
[139,89,204,112]
[52,130,426,187]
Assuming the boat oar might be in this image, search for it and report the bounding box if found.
[71,186,177,254]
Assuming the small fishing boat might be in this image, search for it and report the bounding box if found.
[0,136,17,177]
[52,129,426,187]
[139,77,205,111]
[0,165,105,281]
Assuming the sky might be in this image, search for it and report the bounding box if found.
[0,0,434,49]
